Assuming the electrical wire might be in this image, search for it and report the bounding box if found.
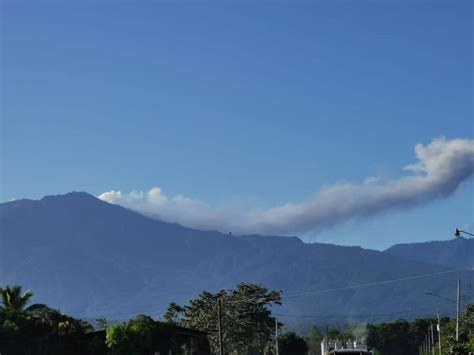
[274,302,453,319]
[282,267,472,299]
[75,266,473,321]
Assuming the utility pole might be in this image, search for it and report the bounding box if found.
[437,308,442,355]
[456,278,460,342]
[430,324,435,355]
[217,298,224,355]
[325,325,328,350]
[427,330,431,355]
[275,317,279,355]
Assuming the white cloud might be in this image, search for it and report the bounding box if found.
[98,137,474,236]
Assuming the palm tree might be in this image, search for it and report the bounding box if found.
[0,285,45,311]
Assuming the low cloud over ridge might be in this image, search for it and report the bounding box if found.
[99,137,474,235]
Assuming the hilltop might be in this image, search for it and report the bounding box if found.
[1,192,471,323]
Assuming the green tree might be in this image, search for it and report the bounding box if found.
[28,305,93,335]
[164,302,184,325]
[367,319,412,355]
[96,317,108,330]
[305,326,323,354]
[278,332,308,355]
[106,315,155,355]
[0,285,44,311]
[165,282,281,354]
[441,304,474,354]
[366,306,474,355]
[460,304,474,345]
[0,286,95,355]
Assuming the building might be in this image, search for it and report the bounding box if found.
[321,339,374,355]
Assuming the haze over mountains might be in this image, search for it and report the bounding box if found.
[1,192,472,324]
[385,238,474,268]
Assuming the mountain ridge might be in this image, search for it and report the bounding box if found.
[385,238,474,268]
[1,192,472,324]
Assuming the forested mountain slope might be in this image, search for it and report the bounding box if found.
[1,192,471,323]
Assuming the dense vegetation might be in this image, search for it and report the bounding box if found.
[105,314,210,355]
[277,332,308,355]
[0,285,208,355]
[366,305,474,354]
[0,285,102,354]
[296,306,474,355]
[1,284,473,354]
[164,283,282,354]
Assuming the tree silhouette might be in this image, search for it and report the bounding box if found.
[0,285,45,311]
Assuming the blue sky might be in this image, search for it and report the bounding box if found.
[2,0,473,249]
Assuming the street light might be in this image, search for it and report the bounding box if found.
[454,228,474,238]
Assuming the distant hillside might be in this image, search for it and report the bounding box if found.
[385,238,474,268]
[1,192,472,324]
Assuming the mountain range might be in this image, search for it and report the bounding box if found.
[1,192,472,324]
[385,238,474,269]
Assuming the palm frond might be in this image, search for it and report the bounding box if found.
[0,285,34,310]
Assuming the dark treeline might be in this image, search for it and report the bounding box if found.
[366,307,474,355]
[295,306,474,355]
[1,284,473,355]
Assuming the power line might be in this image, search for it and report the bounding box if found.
[274,302,453,320]
[78,306,169,320]
[76,266,473,321]
[282,267,472,299]
[84,292,468,321]
[89,302,175,312]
